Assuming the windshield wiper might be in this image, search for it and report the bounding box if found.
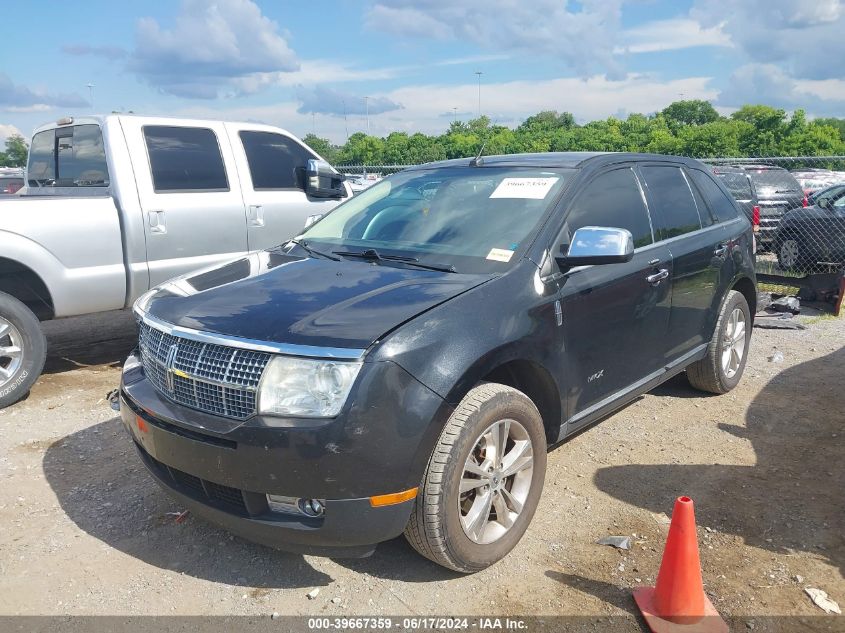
[284,239,341,261]
[333,248,456,273]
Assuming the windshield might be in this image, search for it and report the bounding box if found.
[749,169,801,193]
[298,166,572,273]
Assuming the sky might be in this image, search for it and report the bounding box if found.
[1,0,844,146]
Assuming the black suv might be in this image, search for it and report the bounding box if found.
[120,152,756,572]
[737,166,804,249]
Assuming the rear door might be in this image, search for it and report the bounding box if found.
[121,118,249,286]
[639,164,723,361]
[226,124,349,251]
[555,166,672,423]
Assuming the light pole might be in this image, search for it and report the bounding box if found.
[86,83,95,110]
[474,71,483,117]
[453,107,457,123]
[364,96,370,134]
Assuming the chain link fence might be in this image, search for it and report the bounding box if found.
[337,157,845,313]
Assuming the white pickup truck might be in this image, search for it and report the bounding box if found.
[0,114,351,408]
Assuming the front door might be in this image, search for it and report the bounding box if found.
[227,125,348,252]
[553,166,672,423]
[122,119,249,287]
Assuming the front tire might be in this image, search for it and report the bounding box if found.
[686,290,751,394]
[0,292,46,409]
[404,383,546,573]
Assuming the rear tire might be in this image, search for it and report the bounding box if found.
[404,383,546,573]
[0,292,46,409]
[686,290,750,394]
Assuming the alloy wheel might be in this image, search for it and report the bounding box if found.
[721,307,747,379]
[0,317,24,389]
[779,239,800,269]
[458,418,534,545]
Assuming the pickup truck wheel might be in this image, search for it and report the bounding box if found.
[686,290,750,394]
[404,383,546,573]
[777,238,805,272]
[0,292,46,409]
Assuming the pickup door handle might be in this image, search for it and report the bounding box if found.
[713,243,728,257]
[148,210,166,234]
[646,268,669,285]
[248,204,264,227]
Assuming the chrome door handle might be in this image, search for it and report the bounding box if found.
[248,204,264,227]
[646,268,669,285]
[148,210,166,234]
[714,243,728,257]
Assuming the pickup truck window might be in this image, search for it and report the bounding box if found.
[27,124,109,187]
[564,167,654,249]
[143,126,229,192]
[641,165,702,240]
[239,131,315,190]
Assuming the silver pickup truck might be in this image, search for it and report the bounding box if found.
[0,114,350,408]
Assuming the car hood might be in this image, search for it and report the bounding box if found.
[141,250,493,351]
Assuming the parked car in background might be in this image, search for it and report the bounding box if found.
[737,166,805,250]
[0,168,24,195]
[808,182,845,206]
[792,169,842,197]
[0,115,351,409]
[120,151,755,572]
[775,183,845,271]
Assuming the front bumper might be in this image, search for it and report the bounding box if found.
[120,349,451,556]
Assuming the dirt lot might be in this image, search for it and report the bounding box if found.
[0,309,842,626]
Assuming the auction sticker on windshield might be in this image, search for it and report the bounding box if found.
[486,248,515,262]
[489,177,559,199]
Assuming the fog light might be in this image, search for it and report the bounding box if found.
[266,494,326,517]
[301,498,325,517]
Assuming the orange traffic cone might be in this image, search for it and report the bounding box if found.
[633,496,728,633]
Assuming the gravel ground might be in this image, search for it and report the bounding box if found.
[0,308,842,625]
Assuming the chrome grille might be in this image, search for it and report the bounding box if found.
[138,320,271,420]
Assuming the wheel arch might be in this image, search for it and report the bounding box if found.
[442,349,563,445]
[0,257,54,320]
[731,275,756,322]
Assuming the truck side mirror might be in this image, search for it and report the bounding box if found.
[305,159,346,199]
[555,226,635,269]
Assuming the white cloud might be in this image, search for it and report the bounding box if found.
[130,0,299,99]
[0,124,23,145]
[365,0,626,79]
[615,18,733,54]
[172,73,719,145]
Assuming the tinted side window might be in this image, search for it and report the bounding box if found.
[144,126,228,192]
[239,131,315,190]
[564,167,653,248]
[689,169,740,223]
[27,125,109,187]
[640,165,701,240]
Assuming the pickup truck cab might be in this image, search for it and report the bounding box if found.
[119,152,756,572]
[0,114,350,408]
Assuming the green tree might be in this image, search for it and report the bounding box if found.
[661,100,721,130]
[302,134,337,163]
[0,134,28,168]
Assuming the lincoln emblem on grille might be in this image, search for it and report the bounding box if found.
[164,343,179,392]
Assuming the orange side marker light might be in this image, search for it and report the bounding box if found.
[369,487,418,507]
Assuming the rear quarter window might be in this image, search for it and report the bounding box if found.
[690,169,741,223]
[715,171,753,199]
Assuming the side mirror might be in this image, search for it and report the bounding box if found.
[305,159,346,199]
[555,226,635,268]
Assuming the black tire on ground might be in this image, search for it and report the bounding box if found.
[404,382,547,573]
[0,291,46,409]
[686,290,751,394]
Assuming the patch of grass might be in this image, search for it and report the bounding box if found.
[801,312,843,325]
[759,282,801,295]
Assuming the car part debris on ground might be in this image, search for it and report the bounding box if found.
[597,536,631,550]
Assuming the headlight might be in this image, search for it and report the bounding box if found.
[257,356,363,418]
